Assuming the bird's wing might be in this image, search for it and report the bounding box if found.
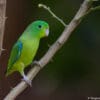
[7,41,23,71]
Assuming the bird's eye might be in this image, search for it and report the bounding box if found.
[38,25,42,29]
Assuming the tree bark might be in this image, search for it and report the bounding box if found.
[0,0,7,56]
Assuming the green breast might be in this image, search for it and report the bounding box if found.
[19,37,39,66]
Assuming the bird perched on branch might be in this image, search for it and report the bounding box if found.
[6,20,49,86]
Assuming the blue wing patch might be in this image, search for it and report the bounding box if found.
[7,41,23,70]
[15,41,23,62]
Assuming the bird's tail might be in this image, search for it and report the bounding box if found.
[5,68,14,76]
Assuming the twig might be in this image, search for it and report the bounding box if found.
[38,3,67,27]
[87,5,100,15]
[0,0,7,56]
[91,6,100,11]
[80,0,100,19]
[4,0,97,99]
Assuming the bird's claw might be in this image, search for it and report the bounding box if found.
[22,77,32,87]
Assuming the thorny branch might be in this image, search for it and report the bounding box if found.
[4,0,99,100]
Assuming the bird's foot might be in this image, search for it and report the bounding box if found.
[31,60,42,68]
[22,76,32,87]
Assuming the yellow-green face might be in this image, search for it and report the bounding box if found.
[26,20,49,38]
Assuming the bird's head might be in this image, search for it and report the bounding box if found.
[26,20,49,39]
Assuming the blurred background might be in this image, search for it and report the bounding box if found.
[0,0,100,100]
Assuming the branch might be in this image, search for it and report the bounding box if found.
[38,4,67,27]
[0,0,7,56]
[4,0,97,99]
[91,6,100,11]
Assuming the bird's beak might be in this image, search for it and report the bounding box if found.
[45,29,49,36]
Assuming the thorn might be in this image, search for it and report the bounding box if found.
[32,61,42,68]
[0,48,6,52]
[57,41,62,46]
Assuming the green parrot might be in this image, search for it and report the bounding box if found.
[6,20,49,86]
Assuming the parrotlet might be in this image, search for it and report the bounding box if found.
[6,20,49,86]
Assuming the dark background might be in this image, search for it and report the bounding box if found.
[0,0,100,100]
